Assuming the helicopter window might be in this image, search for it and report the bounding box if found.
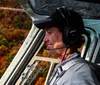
[1,0,100,84]
[27,0,100,19]
[20,60,50,85]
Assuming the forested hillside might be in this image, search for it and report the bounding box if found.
[0,0,32,78]
[0,0,21,8]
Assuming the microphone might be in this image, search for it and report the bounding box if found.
[47,46,66,50]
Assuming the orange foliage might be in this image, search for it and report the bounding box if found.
[10,43,22,54]
[0,56,9,78]
[35,77,45,85]
[0,45,9,56]
[0,56,6,64]
[1,28,26,42]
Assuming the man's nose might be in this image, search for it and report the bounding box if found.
[43,35,48,42]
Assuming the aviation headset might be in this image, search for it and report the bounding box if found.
[56,7,80,48]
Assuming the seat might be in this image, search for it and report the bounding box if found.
[82,19,100,62]
[81,19,100,83]
[86,60,100,82]
[84,27,98,62]
[81,26,98,62]
[91,34,100,64]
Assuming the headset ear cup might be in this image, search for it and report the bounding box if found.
[67,27,79,44]
[63,27,79,47]
[56,7,80,47]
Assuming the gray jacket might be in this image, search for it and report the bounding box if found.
[47,53,99,85]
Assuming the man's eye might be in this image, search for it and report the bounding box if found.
[47,31,52,34]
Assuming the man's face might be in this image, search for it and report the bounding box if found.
[43,27,65,54]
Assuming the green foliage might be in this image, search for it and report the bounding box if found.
[0,40,14,49]
[8,42,14,48]
[6,53,15,62]
[13,19,23,28]
[0,40,8,47]
[24,18,32,29]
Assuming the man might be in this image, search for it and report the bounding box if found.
[34,6,99,85]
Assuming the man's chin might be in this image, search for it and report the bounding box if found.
[47,46,54,50]
[47,50,60,58]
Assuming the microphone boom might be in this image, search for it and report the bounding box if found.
[47,46,66,50]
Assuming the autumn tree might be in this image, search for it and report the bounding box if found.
[0,45,9,56]
[0,56,8,78]
[35,77,45,85]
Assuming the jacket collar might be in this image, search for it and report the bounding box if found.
[56,52,80,76]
